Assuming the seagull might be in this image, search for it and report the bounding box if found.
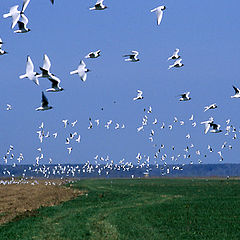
[46,75,64,92]
[39,54,52,78]
[168,49,180,60]
[3,5,20,29]
[168,59,184,69]
[150,5,166,26]
[67,147,72,154]
[6,104,12,111]
[89,0,107,10]
[189,115,194,121]
[204,103,217,112]
[71,120,78,127]
[19,56,39,85]
[209,123,222,133]
[35,92,53,111]
[231,85,240,98]
[62,119,69,128]
[14,13,30,33]
[76,135,81,143]
[0,38,7,55]
[201,118,214,134]
[179,92,191,101]
[70,60,90,82]
[123,51,139,62]
[133,90,143,100]
[85,50,101,58]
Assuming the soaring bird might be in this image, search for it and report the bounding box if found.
[39,54,52,78]
[46,75,64,92]
[150,5,166,26]
[179,92,191,101]
[168,49,180,60]
[70,60,90,82]
[0,38,7,55]
[19,55,39,85]
[133,90,143,100]
[36,92,53,111]
[14,14,30,33]
[85,50,101,59]
[123,51,139,62]
[89,0,107,10]
[231,85,240,98]
[204,103,217,112]
[168,59,184,69]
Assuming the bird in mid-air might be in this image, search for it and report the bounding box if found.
[90,0,107,10]
[19,55,39,85]
[14,14,30,33]
[70,60,90,82]
[168,49,180,60]
[46,75,64,92]
[123,51,140,62]
[36,92,53,111]
[179,92,191,101]
[168,59,184,69]
[150,5,166,26]
[204,103,217,112]
[85,50,101,59]
[231,85,240,98]
[0,38,7,55]
[133,90,144,101]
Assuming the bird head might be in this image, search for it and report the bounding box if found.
[162,6,166,10]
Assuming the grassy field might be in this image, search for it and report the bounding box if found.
[0,178,240,240]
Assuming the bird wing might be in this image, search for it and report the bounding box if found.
[175,58,182,64]
[26,56,34,74]
[43,54,51,71]
[48,75,60,88]
[11,11,20,29]
[174,48,179,55]
[131,50,139,57]
[22,0,30,13]
[204,123,210,134]
[232,85,240,94]
[41,92,49,107]
[96,0,103,4]
[156,8,163,25]
[80,60,86,68]
[20,13,28,26]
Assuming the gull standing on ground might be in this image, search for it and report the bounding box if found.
[123,51,140,62]
[46,75,64,92]
[150,5,166,26]
[89,0,107,10]
[14,14,30,33]
[168,59,184,69]
[36,92,53,111]
[85,50,101,58]
[133,90,143,100]
[0,38,7,55]
[19,56,39,85]
[168,49,180,60]
[179,92,191,101]
[231,85,240,98]
[204,103,217,112]
[70,60,90,82]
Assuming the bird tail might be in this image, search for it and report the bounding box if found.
[70,70,78,75]
[19,74,27,79]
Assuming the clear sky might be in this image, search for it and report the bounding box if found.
[1,0,240,165]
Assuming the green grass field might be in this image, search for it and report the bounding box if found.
[1,178,240,240]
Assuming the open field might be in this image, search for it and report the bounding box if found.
[0,178,240,239]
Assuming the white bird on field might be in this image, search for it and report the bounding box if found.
[46,75,64,92]
[168,59,184,69]
[204,103,217,112]
[35,92,53,111]
[14,13,30,33]
[123,51,139,62]
[70,60,90,82]
[179,92,191,101]
[19,55,39,85]
[89,0,107,10]
[231,85,240,98]
[168,49,180,60]
[133,90,143,100]
[150,5,166,26]
[85,50,101,58]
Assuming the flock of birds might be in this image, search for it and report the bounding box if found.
[1,0,240,183]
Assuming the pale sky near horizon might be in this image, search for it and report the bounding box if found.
[1,0,240,165]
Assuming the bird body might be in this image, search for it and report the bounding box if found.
[14,14,30,33]
[168,59,184,69]
[150,5,166,26]
[46,75,64,92]
[90,0,107,10]
[70,60,90,82]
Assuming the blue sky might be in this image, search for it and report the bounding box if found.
[1,0,240,165]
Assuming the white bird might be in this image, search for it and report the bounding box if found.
[209,123,222,133]
[85,50,101,58]
[0,38,8,55]
[71,120,78,127]
[95,119,100,126]
[46,75,64,92]
[62,119,69,128]
[3,5,20,29]
[35,92,53,111]
[38,54,52,78]
[123,51,140,62]
[19,56,39,85]
[168,59,184,70]
[67,147,72,154]
[137,126,144,132]
[168,49,180,60]
[14,13,30,33]
[179,92,191,101]
[231,85,240,98]
[70,60,90,82]
[133,90,143,100]
[150,5,166,26]
[201,118,214,134]
[89,0,107,10]
[6,104,12,111]
[204,103,217,112]
[53,132,58,138]
[76,135,81,143]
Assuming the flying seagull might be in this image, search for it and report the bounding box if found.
[168,59,184,69]
[204,103,217,112]
[36,92,53,111]
[85,50,101,59]
[133,90,143,100]
[19,55,39,85]
[201,117,214,134]
[89,0,107,10]
[209,123,222,133]
[231,85,240,98]
[70,60,90,82]
[168,49,180,60]
[46,75,64,92]
[0,38,7,55]
[123,50,140,62]
[14,14,30,33]
[150,5,166,26]
[179,92,191,101]
[39,54,52,78]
